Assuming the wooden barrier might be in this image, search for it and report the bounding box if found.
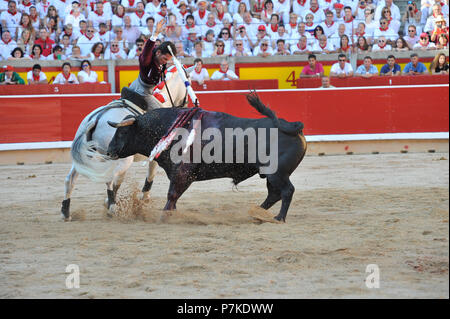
[0,83,112,95]
[191,79,278,91]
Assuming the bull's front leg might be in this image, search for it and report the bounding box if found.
[163,178,192,211]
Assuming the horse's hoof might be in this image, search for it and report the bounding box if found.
[159,211,172,223]
[107,204,117,217]
[104,198,109,208]
[62,214,72,222]
[274,215,286,223]
[139,191,150,202]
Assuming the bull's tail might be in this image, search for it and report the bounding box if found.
[70,121,118,183]
[246,91,303,136]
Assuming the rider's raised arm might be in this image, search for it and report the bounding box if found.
[138,20,166,82]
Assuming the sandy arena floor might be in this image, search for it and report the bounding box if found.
[0,152,448,298]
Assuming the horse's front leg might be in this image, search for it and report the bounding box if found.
[105,156,134,216]
[140,160,158,202]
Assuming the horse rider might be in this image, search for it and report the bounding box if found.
[128,19,177,110]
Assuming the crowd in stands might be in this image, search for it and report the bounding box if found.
[0,0,448,62]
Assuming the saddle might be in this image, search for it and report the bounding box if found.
[120,87,148,112]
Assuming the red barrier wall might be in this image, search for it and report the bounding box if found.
[0,83,112,95]
[297,74,450,88]
[0,86,448,144]
[191,79,278,91]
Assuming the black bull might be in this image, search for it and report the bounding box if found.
[107,93,307,222]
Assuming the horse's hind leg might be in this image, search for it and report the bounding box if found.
[61,165,79,221]
[140,160,158,202]
[105,157,134,216]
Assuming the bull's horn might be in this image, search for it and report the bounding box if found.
[107,118,136,128]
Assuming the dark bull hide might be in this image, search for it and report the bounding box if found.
[107,92,307,222]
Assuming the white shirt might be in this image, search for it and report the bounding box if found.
[372,27,398,42]
[189,68,210,83]
[371,43,393,51]
[253,45,275,56]
[104,48,127,60]
[53,72,79,84]
[0,10,22,35]
[88,10,111,28]
[210,69,239,80]
[0,39,17,60]
[330,62,353,75]
[77,70,98,83]
[77,33,101,56]
[27,70,47,83]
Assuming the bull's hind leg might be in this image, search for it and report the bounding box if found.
[61,165,79,221]
[140,160,158,202]
[266,174,295,222]
[261,179,282,210]
[105,157,134,216]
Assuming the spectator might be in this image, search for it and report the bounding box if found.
[330,54,354,78]
[337,34,353,54]
[0,65,25,85]
[232,39,251,56]
[402,1,422,36]
[128,38,145,60]
[28,6,40,30]
[321,76,335,88]
[403,53,429,75]
[27,64,47,84]
[35,28,55,57]
[413,32,437,50]
[300,54,324,78]
[70,45,90,61]
[53,62,79,84]
[430,15,448,44]
[189,58,210,85]
[380,54,402,76]
[0,31,17,60]
[88,1,111,29]
[77,26,100,56]
[319,10,338,38]
[60,24,77,45]
[374,0,401,21]
[17,28,34,55]
[88,42,105,60]
[203,29,216,57]
[64,4,86,33]
[312,34,335,54]
[112,27,129,54]
[60,34,73,57]
[142,16,156,38]
[8,47,30,60]
[304,13,317,35]
[211,39,228,57]
[355,56,379,77]
[329,24,348,50]
[290,35,312,55]
[175,1,191,26]
[44,6,61,34]
[77,60,98,83]
[436,33,449,49]
[253,38,274,57]
[372,36,392,51]
[272,24,290,50]
[353,22,372,46]
[46,45,66,60]
[261,0,275,25]
[214,2,232,25]
[424,3,447,33]
[122,15,141,50]
[97,23,112,45]
[234,24,253,53]
[429,52,449,74]
[29,43,45,60]
[193,0,210,27]
[18,13,36,41]
[218,27,234,56]
[112,4,126,28]
[274,39,290,55]
[202,12,221,39]
[404,24,420,49]
[174,40,191,59]
[210,60,239,80]
[381,6,400,34]
[302,0,325,23]
[1,1,22,36]
[312,25,325,46]
[266,13,280,40]
[231,1,249,24]
[373,18,398,45]
[355,36,371,53]
[393,37,410,51]
[104,40,128,60]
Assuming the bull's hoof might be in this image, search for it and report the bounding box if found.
[274,214,286,223]
[248,206,282,224]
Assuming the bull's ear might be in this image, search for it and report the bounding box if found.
[108,117,136,128]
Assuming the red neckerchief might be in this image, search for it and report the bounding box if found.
[344,16,353,23]
[198,9,206,20]
[298,43,307,50]
[359,5,366,9]
[94,10,103,17]
[33,73,40,82]
[253,0,263,12]
[180,11,188,16]
[63,72,71,81]
[356,31,365,37]
[207,21,216,27]
[30,14,38,22]
[158,11,166,17]
[219,67,228,73]
[305,22,313,27]
[80,30,86,36]
[22,2,32,7]
[217,11,224,21]
[86,33,94,40]
[173,0,179,4]
[297,0,306,5]
[195,67,202,74]
[2,38,11,44]
[290,22,297,28]
[378,42,386,49]
[379,26,388,31]
[325,20,334,27]
[217,47,224,55]
[99,30,106,35]
[116,12,125,18]
[341,45,350,52]
[111,47,119,53]
[419,40,428,47]
[185,23,195,29]
[41,1,50,12]
[320,42,327,49]
[310,7,319,13]
[7,10,17,16]
[94,52,101,58]
[64,30,72,36]
[129,0,135,6]
[136,11,145,19]
[270,24,278,32]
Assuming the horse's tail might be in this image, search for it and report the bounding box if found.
[70,120,118,183]
[245,91,304,136]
